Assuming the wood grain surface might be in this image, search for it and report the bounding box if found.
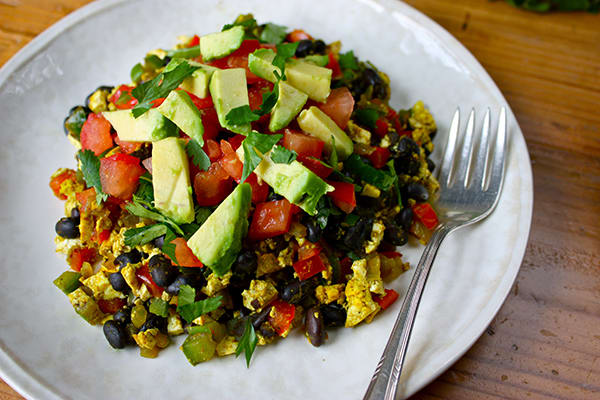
[0,0,599,399]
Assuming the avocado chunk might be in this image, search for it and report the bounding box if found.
[157,90,204,144]
[102,109,177,142]
[68,287,104,325]
[269,81,308,132]
[254,156,334,215]
[209,68,251,135]
[248,48,279,83]
[302,54,329,67]
[187,183,252,276]
[297,106,354,160]
[152,137,195,224]
[200,25,244,62]
[181,331,216,365]
[53,271,81,294]
[286,59,332,102]
[179,63,218,99]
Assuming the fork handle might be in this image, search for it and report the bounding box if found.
[363,224,452,400]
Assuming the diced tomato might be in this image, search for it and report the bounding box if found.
[150,98,165,108]
[290,204,301,215]
[373,289,399,310]
[109,85,138,109]
[187,34,200,47]
[248,83,273,125]
[268,299,296,336]
[182,89,214,110]
[326,180,356,214]
[246,173,269,204]
[98,298,126,314]
[80,113,114,156]
[298,155,333,179]
[283,129,324,159]
[99,153,145,200]
[298,242,322,261]
[367,147,391,169]
[228,135,246,151]
[136,264,164,298]
[66,247,97,271]
[318,87,354,130]
[411,203,439,230]
[340,257,353,277]
[76,188,97,214]
[193,162,233,206]
[199,107,220,141]
[170,237,203,267]
[287,29,313,42]
[380,251,402,259]
[326,52,342,80]
[50,169,77,200]
[293,254,326,280]
[114,135,142,154]
[218,140,243,182]
[203,139,222,162]
[94,229,111,244]
[248,199,293,241]
[374,118,389,138]
[208,40,262,83]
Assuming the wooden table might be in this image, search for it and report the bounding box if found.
[1,1,598,399]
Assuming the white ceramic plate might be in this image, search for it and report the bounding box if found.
[0,0,532,399]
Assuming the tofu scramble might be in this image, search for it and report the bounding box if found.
[50,14,440,366]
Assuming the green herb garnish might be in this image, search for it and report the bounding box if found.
[270,145,297,164]
[260,23,287,44]
[241,131,283,182]
[78,150,108,203]
[130,63,143,84]
[354,108,380,130]
[338,50,359,70]
[272,41,299,80]
[149,298,169,318]
[344,154,395,191]
[235,317,258,368]
[125,201,184,236]
[387,160,403,208]
[177,285,223,323]
[186,139,211,171]
[225,105,261,126]
[161,228,178,265]
[123,224,167,247]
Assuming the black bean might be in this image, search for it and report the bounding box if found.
[109,272,129,293]
[406,183,429,202]
[153,235,165,249]
[231,250,257,279]
[131,145,152,160]
[259,323,277,338]
[305,218,322,243]
[251,305,273,330]
[149,255,175,288]
[55,217,79,239]
[85,85,114,109]
[384,222,408,246]
[295,39,314,58]
[226,316,248,338]
[396,207,414,231]
[426,158,435,172]
[321,303,346,327]
[165,274,192,295]
[343,217,373,251]
[364,68,382,86]
[395,137,419,158]
[113,307,130,325]
[140,315,167,333]
[305,306,325,347]
[103,320,127,349]
[313,40,326,54]
[280,279,315,305]
[70,207,80,221]
[115,250,142,268]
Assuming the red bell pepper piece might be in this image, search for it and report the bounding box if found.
[268,299,296,336]
[98,298,126,314]
[374,118,389,138]
[367,147,391,169]
[374,289,399,310]
[136,264,164,298]
[293,254,326,280]
[49,169,77,200]
[411,203,439,230]
[66,247,97,272]
[326,52,343,80]
[298,242,322,261]
[326,180,356,214]
[109,85,138,109]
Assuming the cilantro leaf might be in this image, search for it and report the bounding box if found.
[123,224,167,247]
[354,108,380,130]
[78,150,108,203]
[195,207,212,225]
[186,139,210,171]
[180,222,200,240]
[235,317,258,368]
[226,105,261,126]
[177,285,196,307]
[387,160,403,208]
[272,42,299,80]
[241,131,283,182]
[161,228,178,265]
[223,14,259,38]
[270,145,297,164]
[131,60,199,118]
[177,289,223,324]
[133,173,154,204]
[257,81,279,116]
[130,63,143,84]
[339,51,359,70]
[149,298,169,317]
[260,23,287,44]
[165,45,201,59]
[125,201,184,236]
[315,196,332,230]
[344,154,395,191]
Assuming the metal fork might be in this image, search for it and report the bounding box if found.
[363,107,508,400]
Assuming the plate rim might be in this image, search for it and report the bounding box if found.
[0,0,533,398]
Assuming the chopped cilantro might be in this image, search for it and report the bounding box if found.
[225,105,261,126]
[344,154,395,191]
[387,160,403,207]
[130,63,143,84]
[339,50,359,70]
[149,298,169,318]
[186,139,210,171]
[133,173,154,204]
[257,82,279,115]
[176,284,223,323]
[241,131,283,182]
[235,317,258,368]
[272,42,299,80]
[161,228,178,265]
[354,108,380,130]
[222,14,259,38]
[260,23,287,44]
[270,145,297,164]
[78,150,108,203]
[315,196,332,230]
[165,45,201,59]
[344,214,359,226]
[123,224,167,247]
[144,54,166,69]
[131,60,199,118]
[125,201,184,236]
